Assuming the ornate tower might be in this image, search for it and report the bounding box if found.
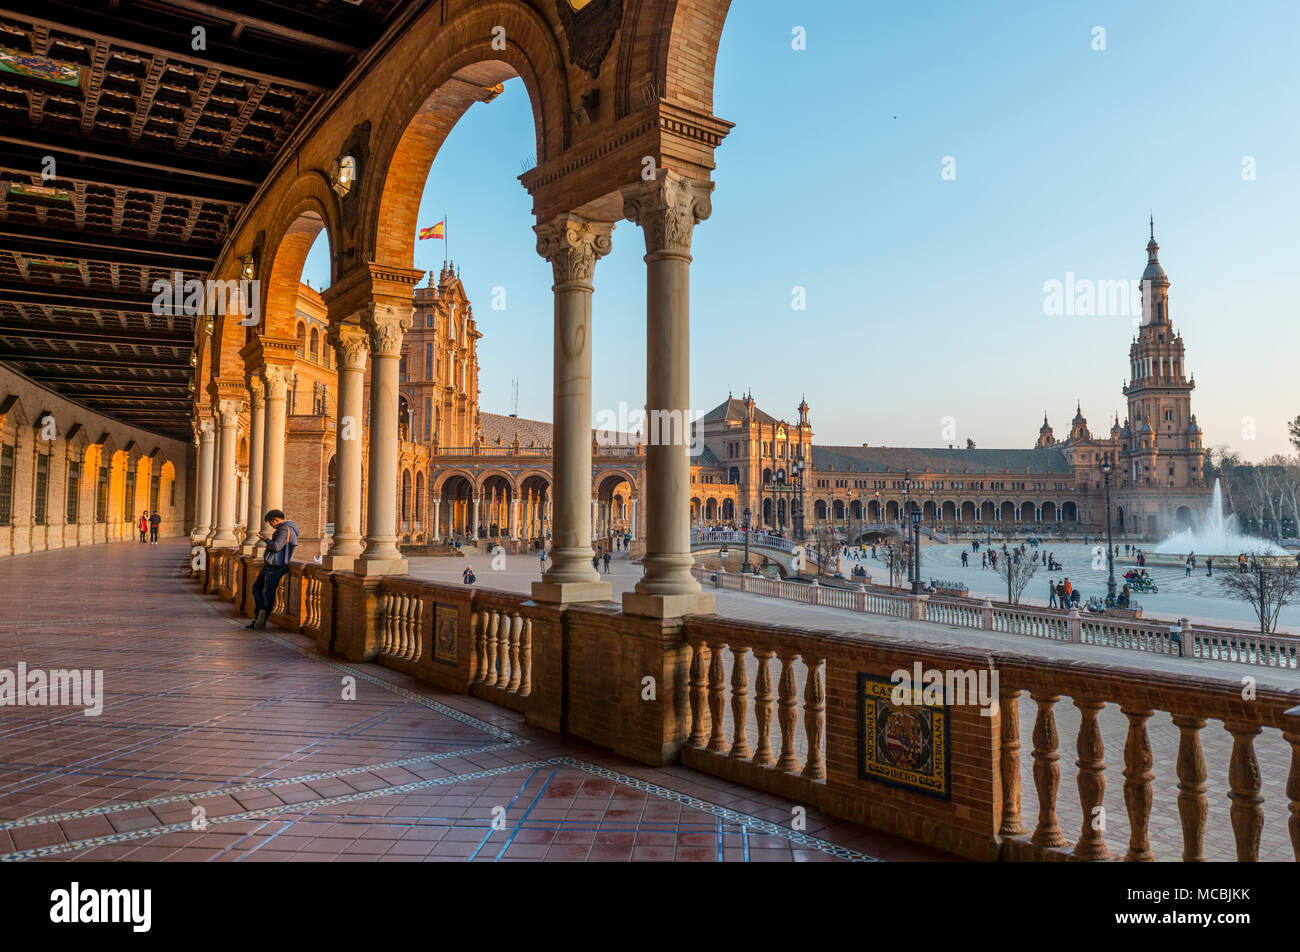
[405,263,481,449]
[1119,221,1202,489]
[1035,413,1055,447]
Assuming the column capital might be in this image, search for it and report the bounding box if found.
[246,373,265,409]
[327,321,370,371]
[215,398,243,425]
[361,301,412,357]
[534,214,614,289]
[197,417,216,438]
[621,170,714,258]
[262,363,294,399]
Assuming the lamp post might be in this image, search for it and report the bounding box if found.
[792,454,806,542]
[1101,457,1116,600]
[929,486,936,532]
[910,501,922,594]
[901,469,911,535]
[742,507,751,573]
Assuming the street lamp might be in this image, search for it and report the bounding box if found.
[1101,457,1116,600]
[742,507,751,573]
[929,486,936,532]
[791,454,806,542]
[910,501,923,594]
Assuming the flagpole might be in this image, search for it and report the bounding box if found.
[444,214,449,269]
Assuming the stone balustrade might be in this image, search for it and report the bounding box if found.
[691,564,1300,669]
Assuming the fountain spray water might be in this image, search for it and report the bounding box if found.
[1154,479,1287,556]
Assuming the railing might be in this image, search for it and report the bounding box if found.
[378,586,424,662]
[690,564,1300,669]
[472,596,533,700]
[684,613,1300,861]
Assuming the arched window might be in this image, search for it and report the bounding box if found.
[295,322,306,355]
[415,472,425,524]
[309,327,319,360]
[401,470,411,523]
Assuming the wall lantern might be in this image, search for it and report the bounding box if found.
[331,152,357,197]
[239,252,257,281]
[189,352,198,367]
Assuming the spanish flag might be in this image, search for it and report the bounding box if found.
[419,220,445,241]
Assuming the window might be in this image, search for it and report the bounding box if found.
[150,472,160,512]
[0,443,13,525]
[309,327,320,361]
[426,313,433,328]
[424,397,432,441]
[33,453,48,524]
[425,342,433,381]
[95,464,109,523]
[123,470,136,523]
[66,460,80,523]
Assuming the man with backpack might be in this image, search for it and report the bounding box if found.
[149,510,161,544]
[248,509,298,630]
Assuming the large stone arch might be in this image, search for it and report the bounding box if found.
[366,3,569,268]
[621,0,733,117]
[256,173,341,341]
[431,468,477,496]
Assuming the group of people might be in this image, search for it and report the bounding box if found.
[1183,552,1216,577]
[135,511,162,544]
[1047,577,1082,608]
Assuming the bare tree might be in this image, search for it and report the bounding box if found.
[1219,563,1300,634]
[994,544,1039,605]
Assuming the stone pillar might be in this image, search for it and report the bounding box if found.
[471,494,480,538]
[630,496,638,540]
[431,496,442,542]
[355,302,411,576]
[258,364,292,551]
[509,493,518,540]
[210,399,242,547]
[193,419,215,541]
[531,215,613,604]
[240,376,266,555]
[621,170,716,618]
[324,323,369,570]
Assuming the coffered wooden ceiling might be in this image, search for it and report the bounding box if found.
[0,0,408,440]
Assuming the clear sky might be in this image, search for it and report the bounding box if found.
[303,0,1299,462]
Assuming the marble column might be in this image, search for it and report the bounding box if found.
[324,323,369,570]
[258,364,292,551]
[621,170,715,617]
[355,303,411,576]
[193,419,215,541]
[210,399,242,547]
[240,376,266,555]
[471,494,480,538]
[530,215,613,603]
[630,496,638,540]
[431,496,441,542]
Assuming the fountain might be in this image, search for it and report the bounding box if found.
[1154,479,1287,557]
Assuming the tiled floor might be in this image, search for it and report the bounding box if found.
[0,540,949,863]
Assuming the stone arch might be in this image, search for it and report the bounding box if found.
[594,467,638,495]
[259,181,337,341]
[474,468,519,494]
[942,501,957,522]
[1041,501,1057,523]
[624,0,733,117]
[1174,505,1193,530]
[961,501,977,522]
[1020,501,1036,522]
[980,501,996,522]
[1061,501,1078,522]
[366,4,568,268]
[431,468,476,496]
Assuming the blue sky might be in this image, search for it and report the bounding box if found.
[303,0,1299,460]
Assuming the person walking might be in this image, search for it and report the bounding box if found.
[1063,577,1073,604]
[1206,556,1213,577]
[149,510,161,544]
[538,548,547,574]
[248,509,298,630]
[138,511,149,543]
[602,550,611,574]
[1048,578,1057,608]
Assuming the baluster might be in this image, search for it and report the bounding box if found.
[508,614,522,692]
[479,610,497,683]
[1283,709,1300,860]
[707,643,728,753]
[518,619,533,697]
[729,645,752,760]
[776,652,800,773]
[1074,699,1108,860]
[999,688,1025,836]
[411,598,424,660]
[688,642,709,748]
[494,611,510,689]
[468,610,480,681]
[1172,715,1207,861]
[378,593,391,655]
[1100,704,1145,861]
[752,649,776,767]
[399,595,411,658]
[1225,721,1264,861]
[801,657,826,780]
[1030,693,1067,849]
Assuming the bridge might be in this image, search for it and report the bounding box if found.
[690,529,827,575]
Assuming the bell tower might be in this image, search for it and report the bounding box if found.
[1119,221,1201,489]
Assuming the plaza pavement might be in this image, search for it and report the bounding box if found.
[0,540,947,863]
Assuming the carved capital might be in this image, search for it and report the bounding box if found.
[197,418,216,439]
[215,399,243,425]
[361,302,412,357]
[328,321,370,371]
[246,374,265,409]
[262,363,294,400]
[622,170,713,257]
[535,215,614,288]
